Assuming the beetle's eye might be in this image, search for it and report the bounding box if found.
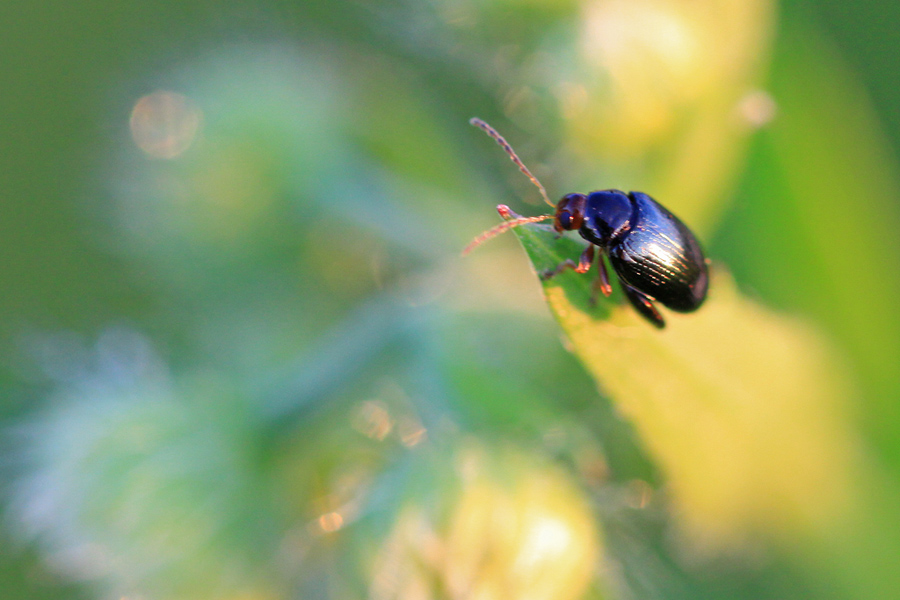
[558,211,572,229]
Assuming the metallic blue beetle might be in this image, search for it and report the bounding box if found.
[465,118,709,328]
[547,190,708,328]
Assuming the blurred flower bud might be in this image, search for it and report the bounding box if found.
[369,442,603,600]
[565,0,775,231]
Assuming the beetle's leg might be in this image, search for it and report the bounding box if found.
[622,284,665,329]
[539,245,594,281]
[590,255,613,304]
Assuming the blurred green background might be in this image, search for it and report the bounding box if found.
[2,1,900,599]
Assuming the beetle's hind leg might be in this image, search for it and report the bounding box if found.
[539,245,594,281]
[622,284,665,329]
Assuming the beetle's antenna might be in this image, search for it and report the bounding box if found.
[462,208,552,255]
[470,117,554,208]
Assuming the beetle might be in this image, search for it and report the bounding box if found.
[464,118,708,329]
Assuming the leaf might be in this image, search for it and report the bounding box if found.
[713,9,900,467]
[506,214,900,598]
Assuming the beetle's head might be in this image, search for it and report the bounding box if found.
[554,193,586,232]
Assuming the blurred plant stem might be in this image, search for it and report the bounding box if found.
[764,10,900,465]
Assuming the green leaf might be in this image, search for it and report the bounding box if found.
[507,216,900,599]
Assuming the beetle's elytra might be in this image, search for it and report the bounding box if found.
[465,118,709,329]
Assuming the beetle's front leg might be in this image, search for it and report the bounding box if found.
[539,244,595,281]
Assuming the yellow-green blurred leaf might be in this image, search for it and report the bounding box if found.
[504,216,900,599]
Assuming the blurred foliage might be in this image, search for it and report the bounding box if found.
[2,1,900,600]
